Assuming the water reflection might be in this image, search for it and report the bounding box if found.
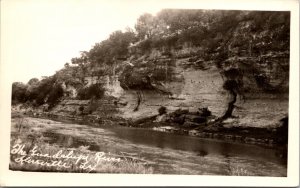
[41,120,287,176]
[108,126,287,166]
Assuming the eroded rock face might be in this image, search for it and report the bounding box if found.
[102,75,124,98]
[63,84,77,98]
[112,55,288,128]
[115,58,228,120]
[56,47,288,129]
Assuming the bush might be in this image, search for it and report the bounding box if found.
[12,82,28,104]
[198,107,212,117]
[12,76,65,107]
[223,80,239,91]
[158,106,167,115]
[139,39,152,53]
[47,84,64,107]
[77,83,105,100]
[78,106,84,114]
[31,76,57,106]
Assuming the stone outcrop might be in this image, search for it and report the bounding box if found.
[65,50,287,129]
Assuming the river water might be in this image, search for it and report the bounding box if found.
[107,126,287,176]
[39,118,286,176]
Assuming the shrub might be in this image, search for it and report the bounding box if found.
[78,106,84,113]
[223,80,239,91]
[139,39,152,53]
[31,76,57,106]
[47,84,64,107]
[158,106,167,115]
[198,107,212,117]
[12,82,28,104]
[77,83,105,100]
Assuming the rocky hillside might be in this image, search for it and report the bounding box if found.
[12,10,290,128]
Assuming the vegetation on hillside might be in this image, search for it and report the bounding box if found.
[12,9,290,115]
[12,76,64,108]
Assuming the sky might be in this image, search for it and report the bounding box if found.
[1,0,294,84]
[1,0,164,83]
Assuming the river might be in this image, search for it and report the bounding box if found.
[34,117,287,176]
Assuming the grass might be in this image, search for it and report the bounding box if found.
[10,114,153,174]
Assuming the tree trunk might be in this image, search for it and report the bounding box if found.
[221,89,237,120]
[133,90,142,112]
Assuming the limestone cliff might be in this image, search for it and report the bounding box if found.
[12,10,289,129]
[83,49,288,128]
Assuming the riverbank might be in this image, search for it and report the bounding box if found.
[130,115,288,149]
[16,106,288,150]
[10,113,154,173]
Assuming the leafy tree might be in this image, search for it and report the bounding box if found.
[23,76,64,107]
[55,65,82,88]
[108,30,136,58]
[27,78,39,85]
[12,82,28,103]
[34,76,56,105]
[25,79,40,102]
[135,13,156,40]
[71,51,89,83]
[89,30,136,70]
[47,84,64,107]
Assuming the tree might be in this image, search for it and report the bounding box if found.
[34,76,57,105]
[108,30,136,58]
[47,84,64,107]
[219,68,244,120]
[12,82,28,103]
[157,9,207,33]
[88,30,136,71]
[71,51,89,84]
[27,78,39,85]
[135,13,157,40]
[25,79,40,102]
[24,76,64,107]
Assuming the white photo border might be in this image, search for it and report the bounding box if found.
[0,0,299,186]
